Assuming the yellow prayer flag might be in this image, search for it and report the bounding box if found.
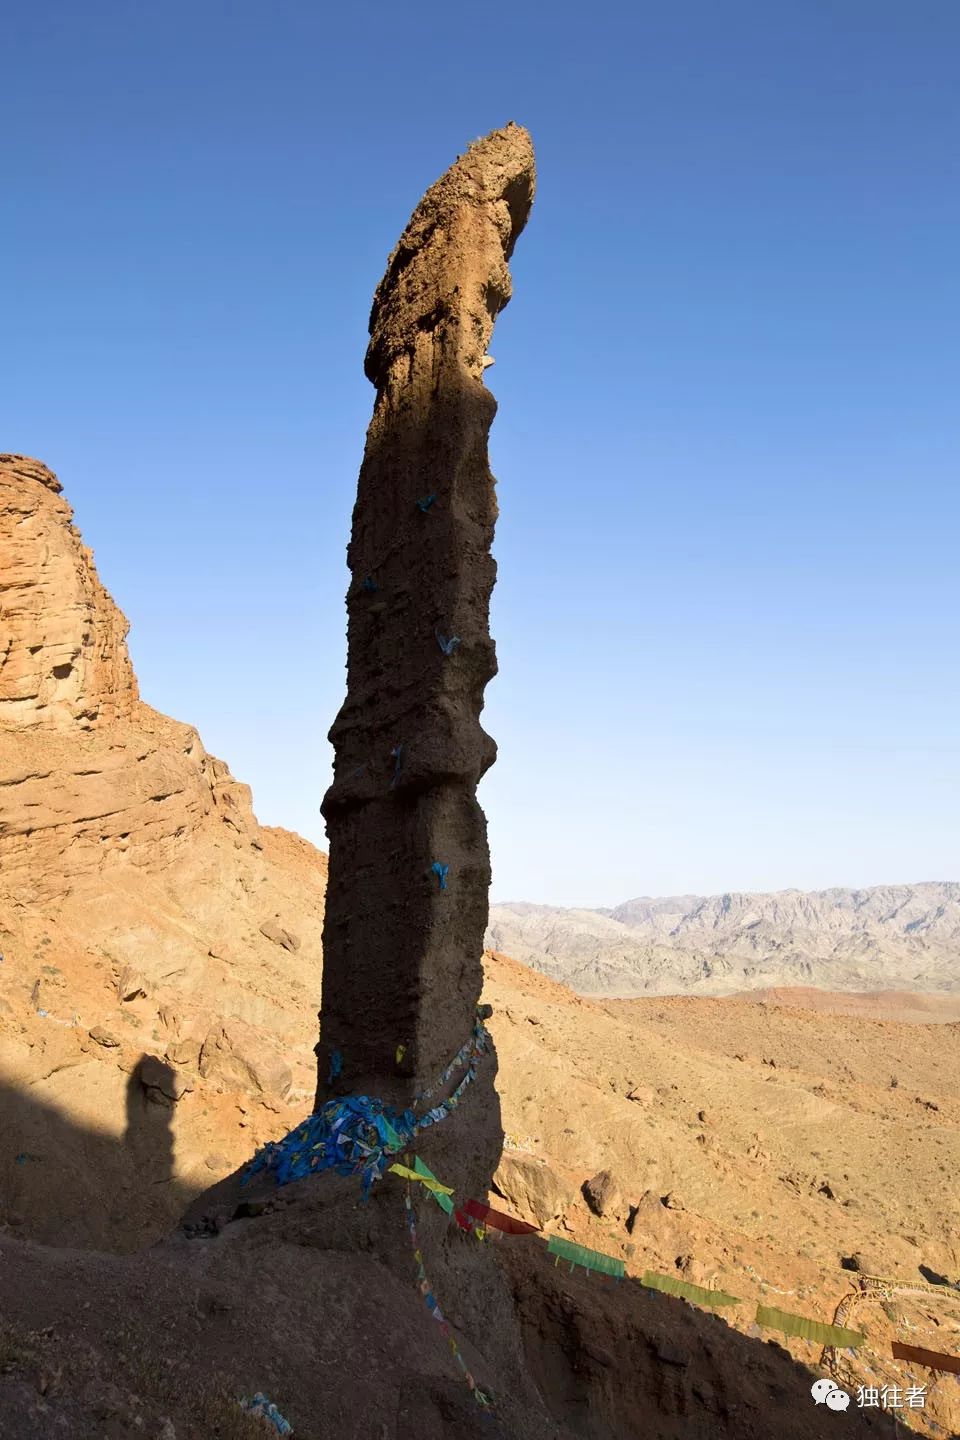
[388,1163,454,1196]
[755,1304,864,1348]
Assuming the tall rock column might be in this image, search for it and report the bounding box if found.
[316,126,535,1196]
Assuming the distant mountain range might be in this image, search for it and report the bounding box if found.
[486,882,960,997]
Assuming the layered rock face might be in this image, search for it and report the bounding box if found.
[0,455,260,904]
[0,454,137,731]
[317,127,535,1201]
[0,455,326,1247]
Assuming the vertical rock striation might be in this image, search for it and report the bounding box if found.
[316,126,535,1198]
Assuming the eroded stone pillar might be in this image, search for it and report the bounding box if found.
[316,126,535,1190]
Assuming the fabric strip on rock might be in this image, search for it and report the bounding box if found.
[244,1008,492,1199]
[463,1198,539,1235]
[402,1180,493,1408]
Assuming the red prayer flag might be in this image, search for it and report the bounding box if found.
[892,1341,960,1375]
[463,1198,540,1235]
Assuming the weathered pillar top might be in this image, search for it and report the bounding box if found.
[365,123,535,390]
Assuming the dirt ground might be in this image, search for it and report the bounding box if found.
[0,1197,913,1440]
[1,950,958,1437]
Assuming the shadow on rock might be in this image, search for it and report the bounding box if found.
[0,1055,194,1251]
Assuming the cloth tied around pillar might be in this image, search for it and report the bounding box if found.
[244,1006,493,1199]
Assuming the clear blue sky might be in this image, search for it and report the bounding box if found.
[4,2,958,906]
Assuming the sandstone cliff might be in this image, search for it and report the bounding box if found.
[0,453,137,733]
[0,454,326,1247]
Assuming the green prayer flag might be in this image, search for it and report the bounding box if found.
[755,1304,864,1348]
[413,1154,455,1215]
[547,1235,625,1279]
[380,1118,404,1151]
[641,1271,741,1308]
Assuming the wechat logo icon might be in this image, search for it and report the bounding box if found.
[811,1378,851,1411]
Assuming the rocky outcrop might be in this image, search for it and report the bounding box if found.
[0,454,327,1247]
[198,1022,293,1100]
[0,454,295,905]
[0,454,137,731]
[492,1152,574,1228]
[316,126,535,1200]
[582,1168,625,1219]
[259,918,301,952]
[139,1054,194,1105]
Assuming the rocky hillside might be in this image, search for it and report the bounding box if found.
[0,453,327,1248]
[1,942,955,1438]
[487,883,960,997]
[0,453,953,1438]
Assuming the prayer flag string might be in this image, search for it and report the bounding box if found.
[403,1180,493,1409]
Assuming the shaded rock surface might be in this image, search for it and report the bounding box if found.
[316,124,536,1220]
[582,1169,624,1219]
[295,123,545,1439]
[138,1053,193,1104]
[0,1189,908,1440]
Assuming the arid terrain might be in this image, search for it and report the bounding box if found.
[488,885,960,997]
[2,453,958,1437]
[3,943,959,1437]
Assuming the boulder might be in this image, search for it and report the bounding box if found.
[138,1055,193,1104]
[117,966,147,1002]
[492,1152,573,1228]
[676,1253,708,1284]
[88,1026,121,1048]
[166,1037,201,1068]
[626,1189,663,1234]
[582,1169,624,1218]
[199,1026,292,1101]
[259,920,300,953]
[242,1045,293,1101]
[654,1340,690,1368]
